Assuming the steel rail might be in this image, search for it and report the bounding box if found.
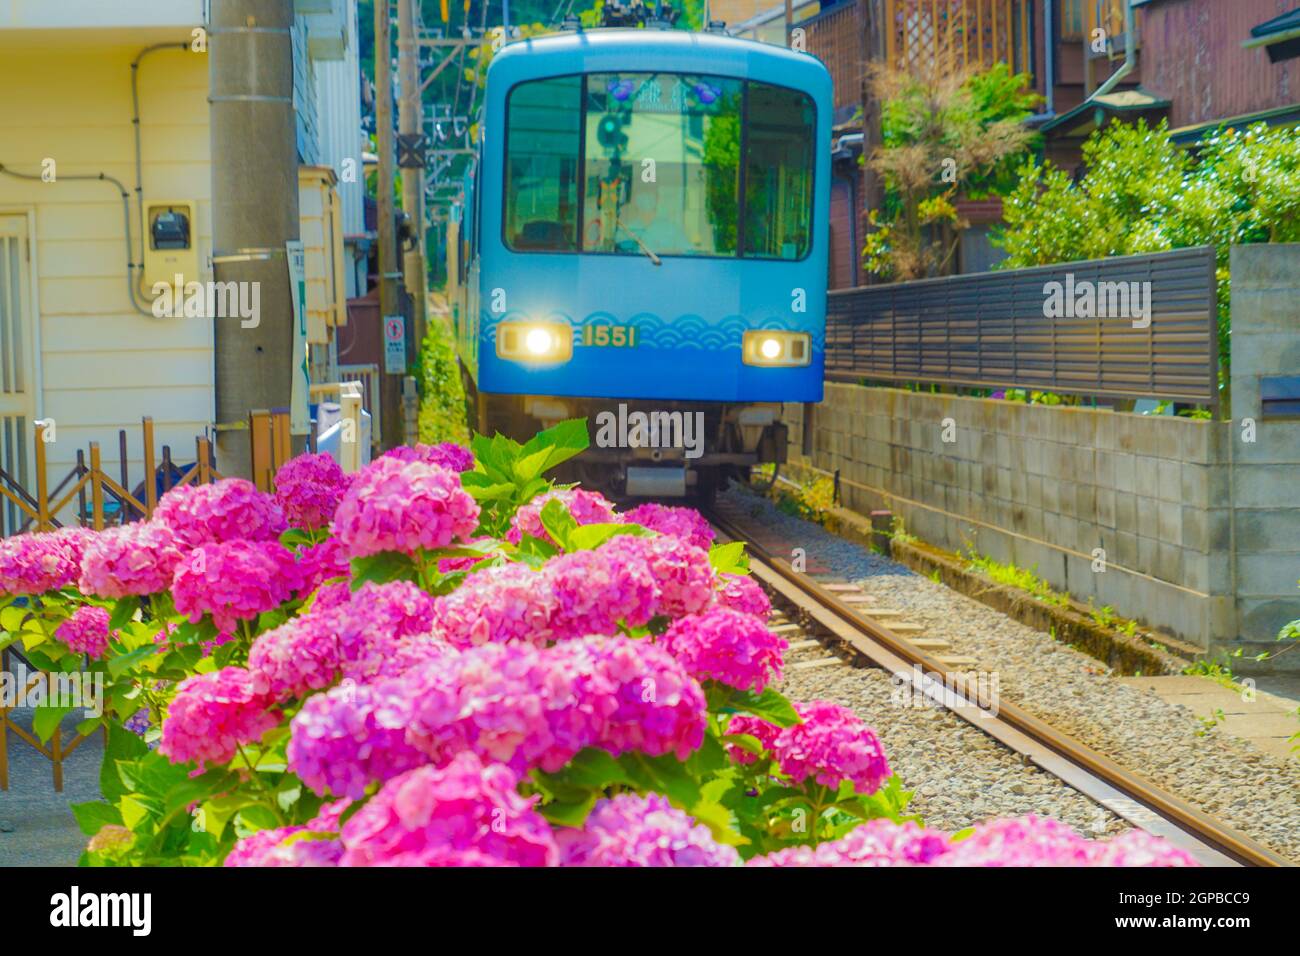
[706,507,1292,868]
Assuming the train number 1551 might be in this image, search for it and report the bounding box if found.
[581,324,637,348]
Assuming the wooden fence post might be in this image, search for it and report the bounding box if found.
[142,417,157,515]
[34,420,49,531]
[88,443,105,530]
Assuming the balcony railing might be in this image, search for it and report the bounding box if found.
[886,0,1035,77]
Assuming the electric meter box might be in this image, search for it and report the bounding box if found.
[143,200,199,293]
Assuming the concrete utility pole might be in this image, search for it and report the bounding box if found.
[398,0,428,356]
[209,0,302,476]
[375,0,404,449]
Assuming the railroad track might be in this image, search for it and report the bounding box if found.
[706,500,1292,868]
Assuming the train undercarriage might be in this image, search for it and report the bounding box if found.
[465,373,787,504]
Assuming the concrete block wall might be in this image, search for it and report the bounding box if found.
[786,244,1300,672]
[1227,244,1300,667]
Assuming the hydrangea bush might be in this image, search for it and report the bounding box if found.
[0,419,1196,868]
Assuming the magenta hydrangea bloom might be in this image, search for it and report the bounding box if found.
[401,636,705,775]
[158,667,279,769]
[729,700,891,795]
[338,753,558,867]
[749,818,953,867]
[936,816,1101,867]
[287,678,428,799]
[154,478,287,547]
[772,700,891,795]
[0,527,92,596]
[659,607,787,692]
[381,441,474,473]
[78,521,185,598]
[598,533,715,618]
[507,488,620,547]
[545,546,658,636]
[291,635,706,791]
[273,453,352,530]
[714,574,771,620]
[331,457,479,558]
[224,799,351,868]
[249,580,439,699]
[172,540,304,635]
[724,712,783,765]
[295,536,351,599]
[1086,828,1199,867]
[54,605,114,659]
[430,561,558,648]
[558,793,739,867]
[622,503,715,551]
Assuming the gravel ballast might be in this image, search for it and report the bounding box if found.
[724,484,1300,861]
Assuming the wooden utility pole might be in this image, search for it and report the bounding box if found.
[859,0,886,284]
[398,0,428,356]
[375,0,404,449]
[210,0,302,475]
[785,0,793,45]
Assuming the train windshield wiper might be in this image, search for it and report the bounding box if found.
[615,216,662,266]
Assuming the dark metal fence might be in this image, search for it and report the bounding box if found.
[825,246,1220,408]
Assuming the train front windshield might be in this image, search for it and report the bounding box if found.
[504,72,816,261]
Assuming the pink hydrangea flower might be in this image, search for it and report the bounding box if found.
[507,488,620,547]
[154,478,286,547]
[622,503,715,551]
[558,793,739,867]
[0,527,92,595]
[724,713,783,765]
[287,678,428,799]
[935,816,1199,867]
[291,635,706,791]
[749,818,952,867]
[158,667,279,769]
[1085,828,1199,867]
[714,574,771,620]
[249,579,439,697]
[274,453,352,530]
[338,754,558,867]
[772,700,891,795]
[545,546,658,636]
[54,605,114,659]
[78,521,185,598]
[659,607,786,692]
[729,700,891,795]
[935,816,1102,867]
[430,562,558,648]
[598,533,715,618]
[172,540,304,635]
[294,536,351,599]
[381,442,474,473]
[331,457,479,558]
[224,800,351,868]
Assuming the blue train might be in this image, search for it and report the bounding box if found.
[448,20,830,500]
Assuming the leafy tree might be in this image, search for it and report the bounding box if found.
[993,119,1300,378]
[862,57,1041,281]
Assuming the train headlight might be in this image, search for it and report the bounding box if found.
[496,321,573,364]
[743,330,811,367]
